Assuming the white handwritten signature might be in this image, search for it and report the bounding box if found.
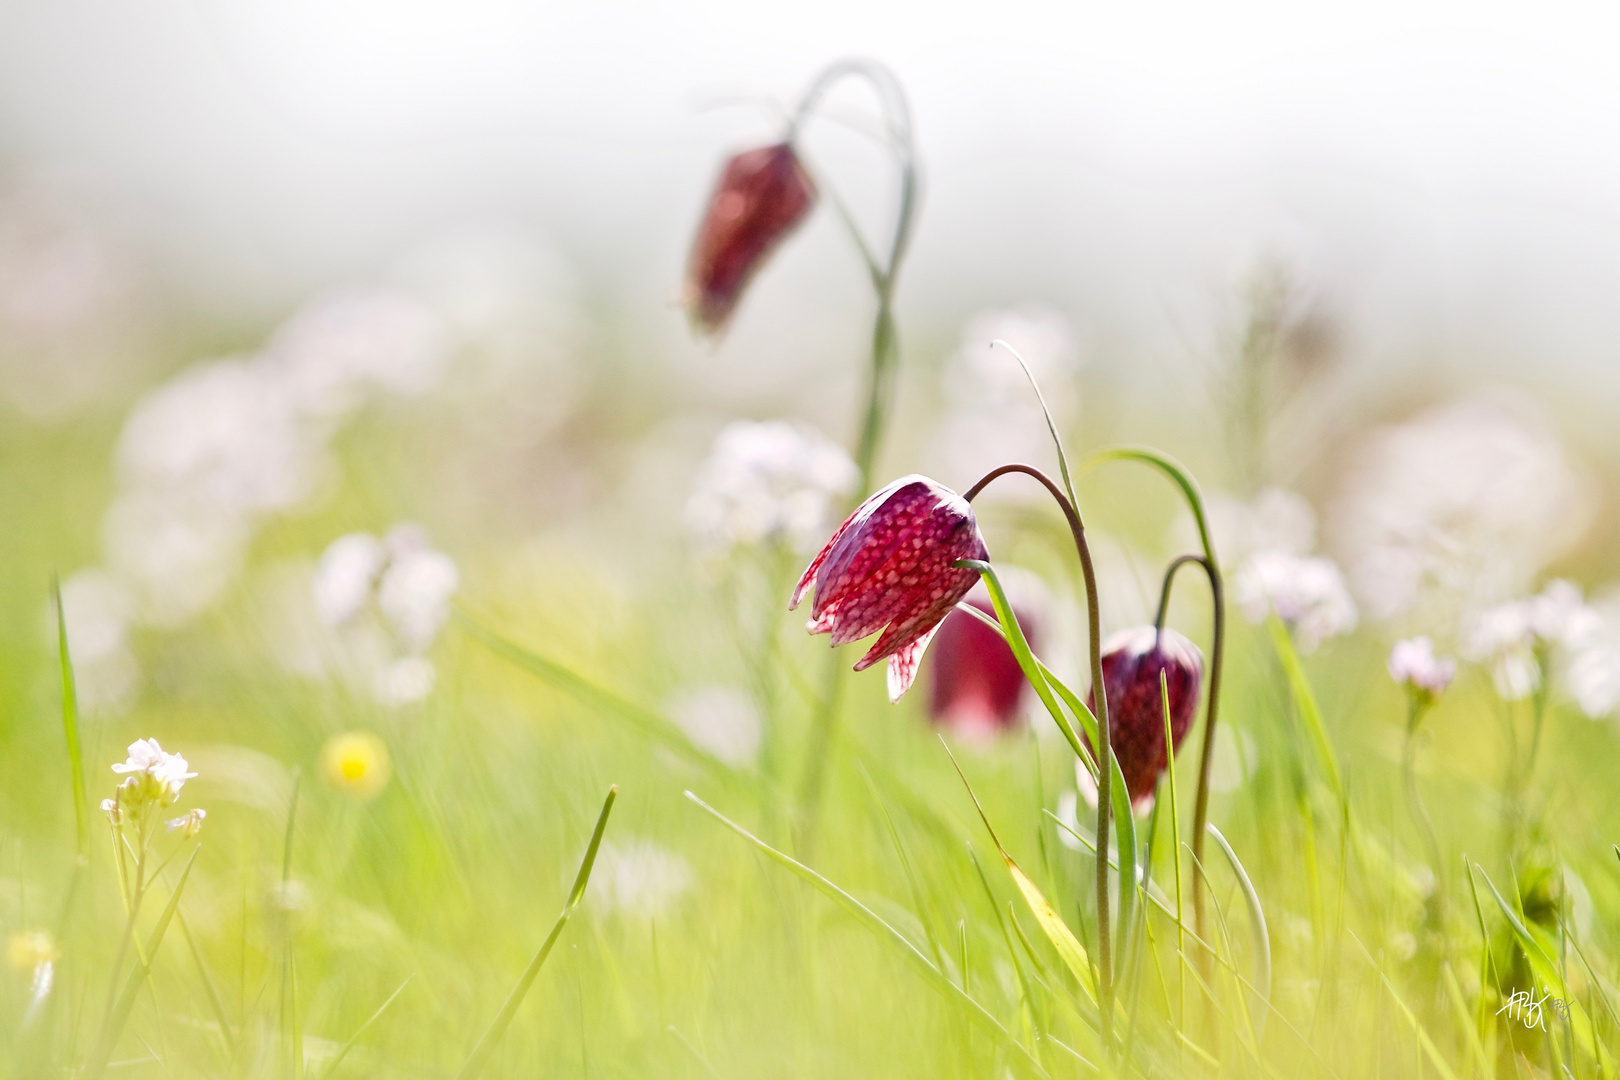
[1496,988,1570,1030]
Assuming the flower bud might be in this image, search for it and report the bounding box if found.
[927,594,1036,738]
[793,475,989,701]
[1085,627,1203,805]
[685,143,816,334]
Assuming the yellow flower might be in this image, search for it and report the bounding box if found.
[8,930,57,972]
[320,731,391,800]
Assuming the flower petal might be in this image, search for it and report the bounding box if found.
[885,626,940,702]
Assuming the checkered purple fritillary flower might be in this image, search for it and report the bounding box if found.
[1085,627,1204,805]
[791,475,989,702]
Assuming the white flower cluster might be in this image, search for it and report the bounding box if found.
[929,306,1082,492]
[1462,579,1615,710]
[1234,550,1358,652]
[588,839,694,919]
[100,739,203,833]
[1387,637,1456,699]
[311,524,460,705]
[685,420,857,553]
[51,288,450,710]
[1330,398,1594,628]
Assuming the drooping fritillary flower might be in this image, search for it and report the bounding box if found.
[927,589,1037,739]
[1084,626,1203,805]
[792,475,989,702]
[685,143,817,334]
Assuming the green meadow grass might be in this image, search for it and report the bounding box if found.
[2,410,1618,1079]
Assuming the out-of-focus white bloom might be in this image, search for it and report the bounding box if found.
[1206,724,1259,794]
[98,798,120,823]
[102,488,252,627]
[377,545,460,652]
[685,420,857,552]
[111,738,197,808]
[930,306,1082,491]
[165,808,207,836]
[1192,488,1317,563]
[1330,398,1594,628]
[666,686,762,767]
[1387,637,1456,699]
[54,568,140,712]
[1234,551,1358,651]
[1463,580,1603,702]
[312,534,386,627]
[589,839,694,919]
[264,286,451,418]
[117,357,323,515]
[374,656,437,706]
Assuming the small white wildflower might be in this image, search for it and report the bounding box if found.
[1463,600,1539,699]
[666,686,762,768]
[312,533,385,627]
[165,808,206,836]
[685,420,857,553]
[1195,487,1317,564]
[1387,637,1456,699]
[1234,550,1358,651]
[111,738,197,808]
[589,839,694,919]
[1526,579,1600,646]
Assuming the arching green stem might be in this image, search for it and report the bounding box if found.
[963,462,1116,1053]
[1082,447,1226,953]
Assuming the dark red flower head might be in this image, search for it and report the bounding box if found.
[1084,626,1204,806]
[928,589,1038,739]
[792,475,990,702]
[685,143,817,335]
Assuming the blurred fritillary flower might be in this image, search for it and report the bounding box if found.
[321,731,391,801]
[792,475,989,702]
[927,594,1035,739]
[1085,627,1204,806]
[685,143,816,334]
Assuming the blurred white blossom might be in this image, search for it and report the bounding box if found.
[311,525,457,706]
[666,685,762,768]
[1330,397,1594,628]
[110,738,197,810]
[685,420,857,552]
[1465,579,1609,708]
[930,306,1082,490]
[1193,487,1317,563]
[1234,550,1358,651]
[1387,637,1455,698]
[165,808,207,836]
[589,839,694,919]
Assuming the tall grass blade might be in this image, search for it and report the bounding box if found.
[1265,614,1343,797]
[53,577,89,859]
[83,847,200,1080]
[1349,931,1462,1080]
[1160,672,1187,1037]
[684,791,1050,1077]
[455,785,618,1080]
[316,974,414,1080]
[1206,823,1271,1042]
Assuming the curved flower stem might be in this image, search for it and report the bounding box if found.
[1153,554,1208,636]
[963,462,1115,1054]
[1082,447,1226,964]
[789,58,918,497]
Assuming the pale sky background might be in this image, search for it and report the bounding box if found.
[4,0,1620,398]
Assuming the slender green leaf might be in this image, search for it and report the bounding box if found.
[317,974,414,1080]
[1206,823,1271,1042]
[1265,614,1343,797]
[52,577,89,859]
[455,786,618,1080]
[685,791,1050,1077]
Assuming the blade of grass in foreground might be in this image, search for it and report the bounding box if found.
[316,974,414,1080]
[1206,823,1271,1044]
[684,791,1050,1078]
[83,846,200,1080]
[1265,614,1343,798]
[456,610,741,781]
[456,786,617,1080]
[53,577,90,859]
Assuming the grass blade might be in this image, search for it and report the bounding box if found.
[83,847,200,1079]
[455,785,618,1080]
[685,791,1050,1077]
[316,974,414,1080]
[52,577,89,860]
[1265,614,1343,797]
[1206,823,1271,1042]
